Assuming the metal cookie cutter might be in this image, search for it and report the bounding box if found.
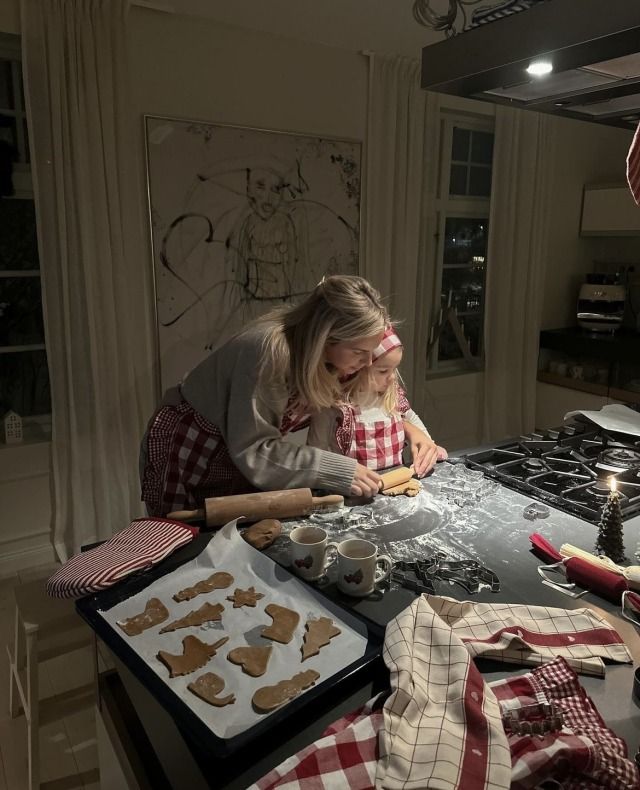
[432,558,501,595]
[502,701,564,737]
[390,559,437,595]
[524,502,550,521]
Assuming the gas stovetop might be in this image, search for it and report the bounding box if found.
[463,422,640,524]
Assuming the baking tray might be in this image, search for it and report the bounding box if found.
[75,524,384,760]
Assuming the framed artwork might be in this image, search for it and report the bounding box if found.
[144,116,362,391]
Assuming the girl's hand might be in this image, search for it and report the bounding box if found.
[403,422,438,477]
[351,464,383,498]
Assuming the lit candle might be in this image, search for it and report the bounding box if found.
[610,476,618,495]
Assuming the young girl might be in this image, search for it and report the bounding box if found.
[140,276,388,516]
[307,327,447,474]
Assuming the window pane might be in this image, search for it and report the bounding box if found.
[451,127,470,161]
[0,199,39,270]
[437,320,464,362]
[443,217,489,265]
[0,59,14,109]
[449,164,468,196]
[470,130,494,164]
[0,113,17,157]
[469,165,492,197]
[441,267,485,315]
[0,277,45,345]
[0,349,50,417]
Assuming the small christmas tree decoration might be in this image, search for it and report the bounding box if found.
[595,477,626,565]
[3,409,22,444]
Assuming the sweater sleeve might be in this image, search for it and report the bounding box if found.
[307,408,341,453]
[220,340,357,495]
[403,408,431,438]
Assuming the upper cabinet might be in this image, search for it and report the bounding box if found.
[580,184,640,236]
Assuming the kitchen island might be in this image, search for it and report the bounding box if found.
[78,460,640,789]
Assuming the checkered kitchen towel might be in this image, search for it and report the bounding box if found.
[426,595,632,677]
[490,656,639,789]
[46,518,198,599]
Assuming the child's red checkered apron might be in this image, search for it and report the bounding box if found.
[141,399,309,517]
[335,404,405,471]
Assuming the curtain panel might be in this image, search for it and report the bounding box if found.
[21,0,156,558]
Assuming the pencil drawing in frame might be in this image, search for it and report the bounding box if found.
[144,115,362,391]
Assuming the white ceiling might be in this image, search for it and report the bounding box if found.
[160,0,444,58]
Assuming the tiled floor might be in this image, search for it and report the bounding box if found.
[0,564,100,790]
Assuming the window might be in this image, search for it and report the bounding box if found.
[0,34,50,423]
[428,115,494,373]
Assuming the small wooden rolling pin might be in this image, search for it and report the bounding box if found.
[168,488,344,527]
[379,466,414,492]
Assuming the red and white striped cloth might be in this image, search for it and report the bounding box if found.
[491,656,639,790]
[46,518,198,599]
[426,595,632,677]
[372,327,402,361]
[627,121,640,205]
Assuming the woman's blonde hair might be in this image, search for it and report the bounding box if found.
[253,275,388,411]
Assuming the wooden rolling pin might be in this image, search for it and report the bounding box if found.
[168,488,344,527]
[380,466,414,492]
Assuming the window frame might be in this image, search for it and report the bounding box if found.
[427,112,494,376]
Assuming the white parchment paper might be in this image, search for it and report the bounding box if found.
[98,520,370,739]
[564,404,640,437]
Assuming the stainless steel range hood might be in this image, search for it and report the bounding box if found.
[421,0,640,129]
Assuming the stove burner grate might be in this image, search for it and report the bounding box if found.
[599,447,640,470]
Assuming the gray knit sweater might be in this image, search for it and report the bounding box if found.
[180,325,357,495]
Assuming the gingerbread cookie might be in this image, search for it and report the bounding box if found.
[261,603,300,644]
[381,479,421,497]
[301,617,341,661]
[252,670,320,712]
[241,519,282,550]
[117,598,169,637]
[173,571,234,602]
[157,635,229,678]
[227,645,272,677]
[159,601,224,633]
[188,672,235,707]
[226,586,265,608]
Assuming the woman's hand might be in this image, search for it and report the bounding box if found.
[350,464,383,498]
[403,422,438,477]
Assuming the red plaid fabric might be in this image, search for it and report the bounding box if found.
[46,518,198,599]
[334,404,405,470]
[426,595,632,677]
[372,326,402,361]
[141,398,309,516]
[250,697,384,790]
[627,121,640,205]
[490,657,639,789]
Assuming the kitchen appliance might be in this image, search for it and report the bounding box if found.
[577,282,626,332]
[462,420,640,524]
[420,0,640,129]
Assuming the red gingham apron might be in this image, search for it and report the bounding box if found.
[335,403,406,471]
[141,398,309,517]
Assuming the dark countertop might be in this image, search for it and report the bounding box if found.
[540,326,640,361]
[78,460,640,788]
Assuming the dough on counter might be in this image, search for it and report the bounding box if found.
[157,635,229,678]
[188,672,235,707]
[227,645,273,677]
[252,670,320,712]
[260,603,300,644]
[173,571,234,602]
[241,519,282,550]
[301,617,341,661]
[159,601,224,633]
[226,586,265,608]
[381,479,421,497]
[117,598,169,636]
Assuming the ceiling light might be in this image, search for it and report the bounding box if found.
[526,60,553,77]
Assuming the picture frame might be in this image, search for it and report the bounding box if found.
[144,115,362,391]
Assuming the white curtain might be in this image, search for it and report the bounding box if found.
[482,106,553,442]
[21,0,157,558]
[364,54,440,411]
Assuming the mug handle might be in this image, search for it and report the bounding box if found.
[323,542,339,572]
[374,554,393,585]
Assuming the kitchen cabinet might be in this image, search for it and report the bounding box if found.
[581,184,640,237]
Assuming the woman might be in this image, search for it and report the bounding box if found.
[141,275,390,516]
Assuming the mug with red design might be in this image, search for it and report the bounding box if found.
[327,538,393,597]
[289,525,336,581]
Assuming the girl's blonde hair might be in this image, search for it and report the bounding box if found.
[253,275,388,411]
[351,354,402,415]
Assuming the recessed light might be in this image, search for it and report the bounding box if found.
[526,60,553,77]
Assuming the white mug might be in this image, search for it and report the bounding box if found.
[327,538,393,597]
[289,526,336,581]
